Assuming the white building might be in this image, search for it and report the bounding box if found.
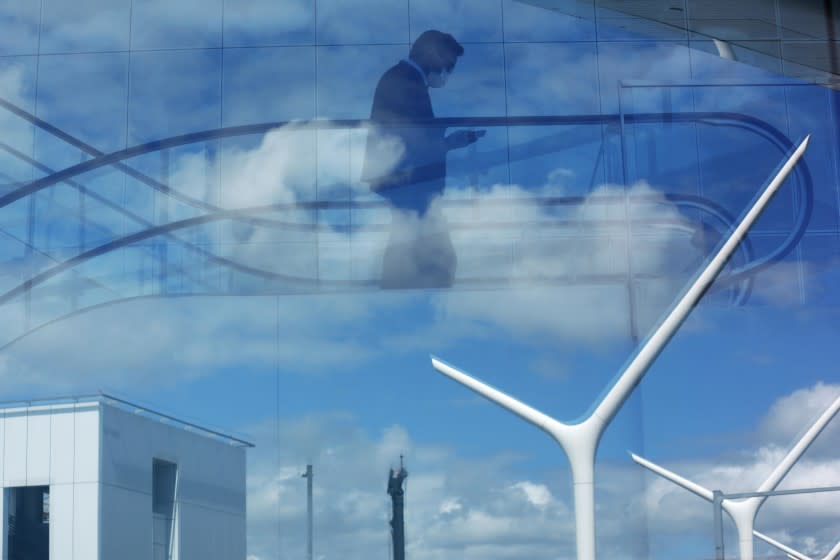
[0,395,251,560]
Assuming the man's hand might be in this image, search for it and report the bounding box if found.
[446,129,486,150]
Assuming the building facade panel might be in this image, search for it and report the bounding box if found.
[49,482,75,560]
[71,482,99,560]
[72,405,99,485]
[3,409,27,487]
[49,405,76,486]
[25,407,51,486]
[0,399,247,559]
[99,483,152,560]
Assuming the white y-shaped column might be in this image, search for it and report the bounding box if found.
[631,392,840,560]
[754,530,840,560]
[431,135,811,560]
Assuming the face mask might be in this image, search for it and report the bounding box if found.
[427,69,450,88]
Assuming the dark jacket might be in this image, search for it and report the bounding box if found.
[362,60,447,213]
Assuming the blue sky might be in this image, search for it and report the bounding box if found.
[0,1,839,559]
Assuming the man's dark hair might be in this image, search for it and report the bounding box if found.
[409,30,464,74]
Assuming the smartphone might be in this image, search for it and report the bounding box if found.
[468,129,487,141]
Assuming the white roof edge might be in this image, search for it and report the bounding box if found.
[0,394,254,448]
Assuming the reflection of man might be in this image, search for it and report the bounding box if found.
[363,30,484,288]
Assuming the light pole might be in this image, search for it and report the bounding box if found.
[431,136,810,560]
[302,465,313,560]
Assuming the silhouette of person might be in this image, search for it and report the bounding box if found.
[362,30,484,288]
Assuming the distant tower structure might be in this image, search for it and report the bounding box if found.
[302,464,313,560]
[387,456,408,560]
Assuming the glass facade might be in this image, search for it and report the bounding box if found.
[0,1,838,559]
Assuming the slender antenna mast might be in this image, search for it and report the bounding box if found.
[387,455,408,560]
[430,136,810,560]
[302,464,313,560]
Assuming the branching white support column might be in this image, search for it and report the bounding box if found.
[431,136,811,560]
[631,392,840,560]
[754,530,840,560]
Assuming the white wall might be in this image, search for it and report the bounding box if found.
[49,484,73,560]
[99,483,151,560]
[0,400,246,560]
[100,404,246,560]
[178,502,245,560]
[0,402,100,560]
[26,406,51,485]
[4,407,28,486]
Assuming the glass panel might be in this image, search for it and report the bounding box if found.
[223,0,315,47]
[675,83,797,236]
[316,44,406,119]
[504,42,600,116]
[596,41,693,113]
[0,56,37,186]
[595,4,689,42]
[431,43,506,117]
[222,46,316,126]
[685,0,780,41]
[801,232,840,306]
[502,0,597,42]
[0,0,40,56]
[39,0,131,54]
[33,52,129,165]
[128,49,222,145]
[688,33,785,78]
[785,85,840,232]
[409,0,503,44]
[131,0,223,50]
[316,0,409,45]
[508,125,605,194]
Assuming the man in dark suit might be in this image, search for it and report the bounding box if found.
[363,30,484,288]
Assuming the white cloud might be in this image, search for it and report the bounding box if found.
[439,497,463,514]
[0,294,385,391]
[759,382,840,455]
[510,481,554,508]
[242,413,649,560]
[437,180,695,343]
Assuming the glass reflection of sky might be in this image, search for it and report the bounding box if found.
[317,0,408,45]
[505,42,600,116]
[0,3,838,560]
[410,0,503,44]
[0,1,40,56]
[222,47,316,126]
[0,57,36,183]
[503,0,596,42]
[39,0,131,54]
[223,0,314,47]
[131,0,223,50]
[35,53,129,161]
[128,50,222,144]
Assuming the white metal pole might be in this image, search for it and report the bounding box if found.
[432,136,811,560]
